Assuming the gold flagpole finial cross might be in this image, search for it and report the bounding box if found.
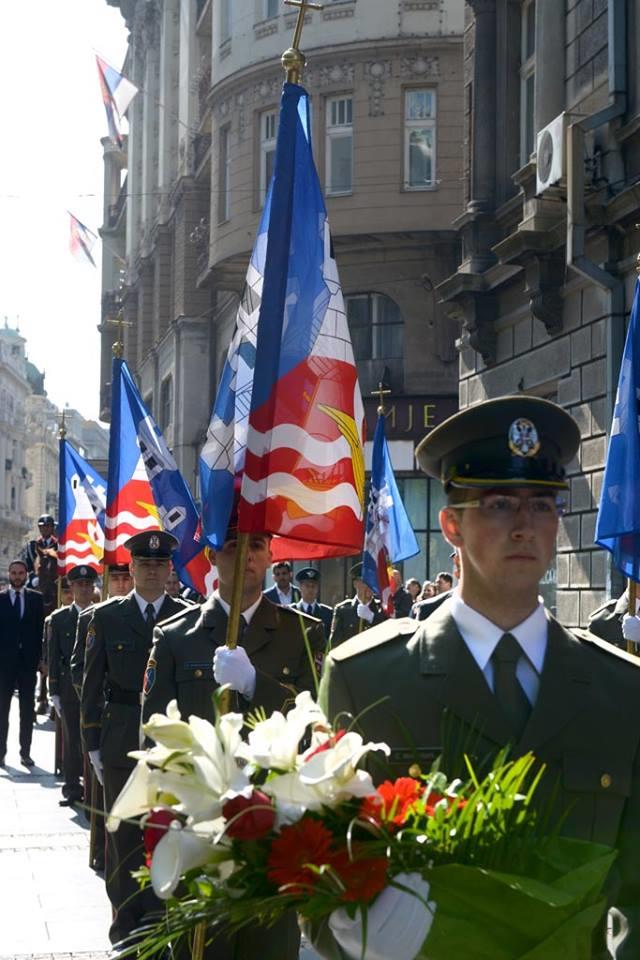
[106,312,133,360]
[373,381,392,416]
[282,0,323,83]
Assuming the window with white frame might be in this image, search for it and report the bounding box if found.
[326,96,353,195]
[260,110,277,206]
[218,126,231,223]
[520,0,536,164]
[404,89,436,190]
[220,0,231,42]
[265,0,279,18]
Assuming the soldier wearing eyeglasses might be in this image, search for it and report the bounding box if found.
[317,396,640,960]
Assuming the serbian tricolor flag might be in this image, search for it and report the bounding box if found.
[362,413,419,612]
[58,440,107,575]
[96,54,138,148]
[199,83,365,560]
[107,358,216,595]
[69,213,97,267]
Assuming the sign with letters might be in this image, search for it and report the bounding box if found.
[364,396,458,441]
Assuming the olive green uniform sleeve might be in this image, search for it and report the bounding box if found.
[80,611,106,753]
[47,615,60,696]
[70,608,91,699]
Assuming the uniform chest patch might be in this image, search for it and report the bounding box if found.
[143,657,157,696]
[86,625,96,651]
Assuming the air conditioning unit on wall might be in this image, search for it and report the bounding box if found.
[536,112,567,195]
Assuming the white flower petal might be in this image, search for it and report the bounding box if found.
[107,762,156,832]
[150,823,212,900]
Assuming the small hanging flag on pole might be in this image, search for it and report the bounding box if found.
[95,54,138,148]
[68,213,97,267]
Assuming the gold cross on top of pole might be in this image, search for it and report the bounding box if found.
[106,312,133,360]
[58,408,67,440]
[373,381,392,416]
[282,0,323,84]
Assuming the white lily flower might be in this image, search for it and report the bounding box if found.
[237,691,327,771]
[150,821,213,899]
[143,700,196,751]
[300,731,389,788]
[107,761,157,832]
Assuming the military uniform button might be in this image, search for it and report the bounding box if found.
[117,644,123,651]
[194,669,203,678]
[600,773,612,789]
[282,666,291,676]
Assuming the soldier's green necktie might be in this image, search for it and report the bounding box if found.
[492,632,531,738]
[145,603,156,627]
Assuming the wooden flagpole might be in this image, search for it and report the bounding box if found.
[193,6,323,958]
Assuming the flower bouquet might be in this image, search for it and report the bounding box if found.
[108,692,615,960]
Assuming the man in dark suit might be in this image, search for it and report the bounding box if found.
[141,528,324,960]
[389,568,413,618]
[291,566,333,641]
[318,396,640,960]
[81,531,190,946]
[48,564,98,806]
[0,559,45,767]
[263,559,300,605]
[328,562,388,649]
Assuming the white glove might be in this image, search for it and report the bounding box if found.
[213,646,256,699]
[357,602,374,623]
[328,872,435,960]
[622,614,640,644]
[89,749,104,786]
[51,694,62,717]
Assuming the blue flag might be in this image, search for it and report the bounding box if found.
[595,278,640,581]
[362,412,419,611]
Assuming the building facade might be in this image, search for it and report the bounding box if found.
[103,0,466,601]
[0,327,35,562]
[439,0,640,623]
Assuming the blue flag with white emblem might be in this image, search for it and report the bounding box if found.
[362,412,419,612]
[595,278,640,581]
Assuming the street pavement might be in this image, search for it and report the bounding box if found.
[0,696,319,960]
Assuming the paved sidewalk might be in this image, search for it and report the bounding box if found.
[0,698,111,960]
[0,697,319,960]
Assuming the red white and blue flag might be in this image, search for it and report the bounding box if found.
[199,83,365,559]
[69,213,97,267]
[96,54,138,148]
[106,358,216,595]
[58,440,107,575]
[362,412,419,612]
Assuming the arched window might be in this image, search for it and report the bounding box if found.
[346,293,403,362]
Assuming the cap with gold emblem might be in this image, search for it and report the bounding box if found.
[415,396,580,492]
[124,530,178,559]
[67,564,98,583]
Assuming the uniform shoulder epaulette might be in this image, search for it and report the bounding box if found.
[279,605,321,624]
[157,602,201,630]
[330,616,419,662]
[574,627,640,667]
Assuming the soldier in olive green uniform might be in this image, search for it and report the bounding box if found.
[318,397,640,960]
[71,562,133,873]
[588,593,630,650]
[49,564,98,806]
[328,562,388,649]
[142,529,324,960]
[81,532,189,946]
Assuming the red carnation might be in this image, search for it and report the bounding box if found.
[305,728,347,761]
[330,847,389,904]
[222,790,276,841]
[267,818,334,894]
[360,777,423,828]
[143,808,178,866]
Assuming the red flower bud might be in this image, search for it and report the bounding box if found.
[143,808,178,866]
[223,790,276,841]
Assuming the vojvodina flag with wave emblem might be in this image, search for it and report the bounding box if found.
[57,440,106,575]
[199,82,365,559]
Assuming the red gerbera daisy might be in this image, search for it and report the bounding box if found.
[267,819,334,894]
[330,846,389,904]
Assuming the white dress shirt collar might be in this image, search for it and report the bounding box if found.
[132,591,166,619]
[215,591,263,626]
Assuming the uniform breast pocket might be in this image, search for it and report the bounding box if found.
[106,637,135,655]
[563,753,631,846]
